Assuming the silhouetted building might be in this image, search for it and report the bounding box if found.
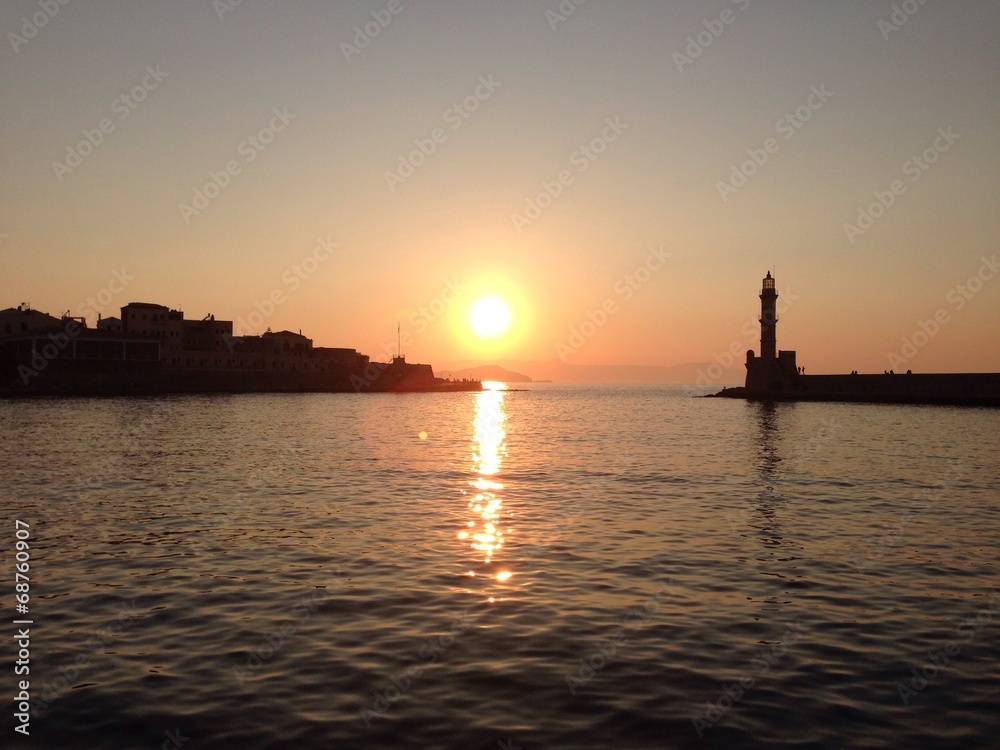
[315,347,368,369]
[0,306,117,379]
[121,302,186,363]
[0,304,62,336]
[1,299,476,396]
[120,302,238,365]
[96,315,123,332]
[0,314,161,386]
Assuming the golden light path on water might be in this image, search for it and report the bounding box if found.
[458,381,511,596]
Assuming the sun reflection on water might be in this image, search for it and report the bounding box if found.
[463,381,509,580]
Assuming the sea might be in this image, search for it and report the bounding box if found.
[1,384,998,750]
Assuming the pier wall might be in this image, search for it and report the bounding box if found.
[784,372,1000,406]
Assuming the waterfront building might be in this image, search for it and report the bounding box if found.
[0,304,63,336]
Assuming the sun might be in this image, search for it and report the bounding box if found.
[468,296,511,338]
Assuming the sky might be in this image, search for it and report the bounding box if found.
[2,0,998,378]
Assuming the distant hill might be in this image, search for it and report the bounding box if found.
[437,364,532,383]
[435,359,743,385]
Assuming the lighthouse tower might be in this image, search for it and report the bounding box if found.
[759,271,777,360]
[745,271,797,394]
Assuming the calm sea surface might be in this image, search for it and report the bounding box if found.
[2,384,998,749]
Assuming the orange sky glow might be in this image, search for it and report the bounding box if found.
[2,3,998,379]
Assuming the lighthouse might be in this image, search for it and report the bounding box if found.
[760,271,777,360]
[745,271,797,393]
